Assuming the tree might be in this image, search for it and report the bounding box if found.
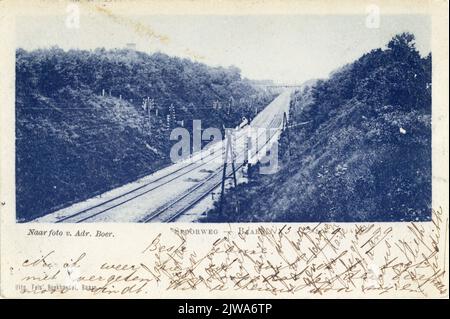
[387,32,420,61]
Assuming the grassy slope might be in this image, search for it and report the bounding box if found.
[16,94,171,221]
[16,48,275,221]
[203,34,432,222]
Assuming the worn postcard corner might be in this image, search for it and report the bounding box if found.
[0,0,449,299]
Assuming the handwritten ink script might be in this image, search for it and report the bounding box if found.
[8,208,448,298]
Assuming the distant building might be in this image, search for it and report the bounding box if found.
[126,43,137,50]
[125,43,137,59]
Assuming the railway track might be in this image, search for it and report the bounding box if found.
[36,89,291,223]
[142,115,284,222]
[55,129,250,223]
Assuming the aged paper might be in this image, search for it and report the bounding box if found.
[0,0,448,298]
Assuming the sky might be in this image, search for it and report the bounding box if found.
[16,14,431,84]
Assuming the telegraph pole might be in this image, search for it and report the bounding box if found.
[219,129,237,214]
[167,103,176,129]
[171,103,176,125]
[282,111,292,161]
[143,98,155,131]
[147,100,151,129]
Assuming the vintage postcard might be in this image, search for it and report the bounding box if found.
[0,0,448,299]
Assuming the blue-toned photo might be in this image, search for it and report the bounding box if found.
[15,14,431,223]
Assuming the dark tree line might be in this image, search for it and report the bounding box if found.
[16,47,274,221]
[204,33,432,222]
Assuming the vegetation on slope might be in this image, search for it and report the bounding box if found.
[203,33,432,222]
[16,47,274,221]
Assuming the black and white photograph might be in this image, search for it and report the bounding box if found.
[1,0,448,301]
[14,9,433,223]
